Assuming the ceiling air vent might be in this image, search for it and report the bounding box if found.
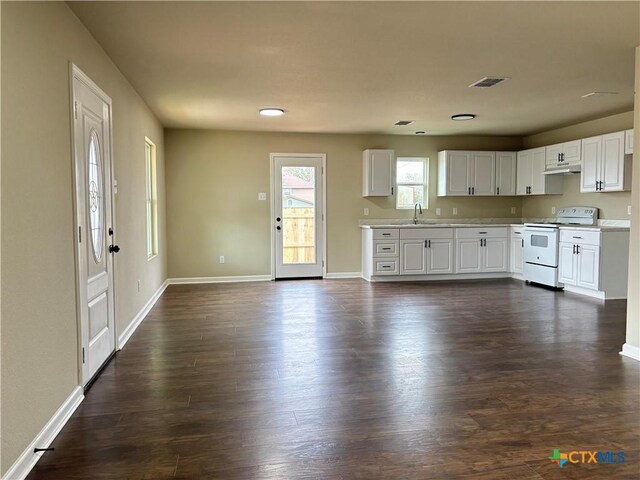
[581,92,618,98]
[469,76,510,88]
[394,120,415,126]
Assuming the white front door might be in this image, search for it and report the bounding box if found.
[72,65,117,386]
[272,154,325,279]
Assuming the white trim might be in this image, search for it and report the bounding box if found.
[2,387,84,480]
[118,280,168,349]
[562,285,609,300]
[620,343,640,361]
[325,272,363,279]
[168,275,272,285]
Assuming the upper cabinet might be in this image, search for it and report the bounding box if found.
[545,139,581,169]
[516,147,562,195]
[580,131,631,193]
[625,129,634,155]
[495,152,517,196]
[362,149,394,196]
[437,151,497,196]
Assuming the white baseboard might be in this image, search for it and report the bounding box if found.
[168,275,272,285]
[2,386,84,480]
[325,272,363,279]
[118,279,168,349]
[620,343,640,361]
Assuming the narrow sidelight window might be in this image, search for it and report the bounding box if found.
[145,137,158,258]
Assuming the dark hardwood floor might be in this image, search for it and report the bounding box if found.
[27,279,639,479]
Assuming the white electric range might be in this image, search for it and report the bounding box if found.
[524,207,598,287]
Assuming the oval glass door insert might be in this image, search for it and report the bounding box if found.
[88,129,104,262]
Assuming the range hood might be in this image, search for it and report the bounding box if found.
[542,165,581,175]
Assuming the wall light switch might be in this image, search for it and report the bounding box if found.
[629,205,632,215]
[551,206,556,215]
[364,207,369,216]
[453,207,458,215]
[219,256,225,264]
[258,192,267,201]
[435,208,441,216]
[511,207,516,214]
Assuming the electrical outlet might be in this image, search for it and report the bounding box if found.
[435,208,441,216]
[511,207,516,214]
[551,206,556,215]
[219,255,225,264]
[629,205,632,215]
[258,192,267,201]
[137,280,141,292]
[453,207,458,216]
[364,207,369,216]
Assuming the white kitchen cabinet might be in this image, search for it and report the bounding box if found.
[517,147,562,195]
[455,227,508,274]
[545,139,581,169]
[399,228,454,275]
[580,131,631,193]
[625,129,634,155]
[557,228,629,299]
[362,149,394,196]
[510,227,524,276]
[495,152,517,196]
[437,151,495,196]
[362,228,399,280]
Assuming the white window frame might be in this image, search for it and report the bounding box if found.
[145,137,158,259]
[396,157,428,209]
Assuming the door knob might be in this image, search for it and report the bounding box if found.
[276,226,281,231]
[109,244,120,254]
[276,217,281,222]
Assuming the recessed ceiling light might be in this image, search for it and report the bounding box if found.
[451,114,476,121]
[415,131,426,135]
[394,120,415,126]
[581,92,619,98]
[259,108,285,116]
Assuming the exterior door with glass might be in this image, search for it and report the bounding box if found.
[272,154,325,278]
[72,65,117,386]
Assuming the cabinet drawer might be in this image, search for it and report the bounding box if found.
[373,259,399,275]
[559,229,600,246]
[372,228,399,240]
[399,228,454,240]
[456,227,508,238]
[511,227,524,237]
[373,241,399,257]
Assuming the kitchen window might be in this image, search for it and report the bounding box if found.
[145,137,158,259]
[396,157,427,209]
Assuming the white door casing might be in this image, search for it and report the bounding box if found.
[271,154,326,279]
[71,65,117,386]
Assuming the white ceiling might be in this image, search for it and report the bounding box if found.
[68,1,639,136]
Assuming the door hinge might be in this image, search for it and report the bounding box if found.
[78,226,82,243]
[82,347,85,364]
[74,101,78,119]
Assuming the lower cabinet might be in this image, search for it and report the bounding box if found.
[455,227,508,273]
[510,227,524,275]
[558,231,601,291]
[399,229,454,275]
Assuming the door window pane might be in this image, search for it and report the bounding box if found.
[88,130,104,262]
[282,167,315,264]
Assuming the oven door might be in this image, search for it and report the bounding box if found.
[524,227,559,267]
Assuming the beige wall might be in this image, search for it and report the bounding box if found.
[521,111,634,219]
[165,130,522,277]
[626,47,640,351]
[1,2,166,474]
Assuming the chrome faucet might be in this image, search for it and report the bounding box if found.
[413,203,423,224]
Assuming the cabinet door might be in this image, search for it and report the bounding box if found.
[446,152,472,196]
[400,240,427,275]
[484,238,508,272]
[545,144,562,168]
[427,239,454,274]
[625,129,634,155]
[510,236,524,274]
[496,152,517,196]
[471,152,495,195]
[580,136,600,193]
[516,150,532,195]
[530,148,547,194]
[601,132,625,191]
[558,242,577,286]
[562,140,581,164]
[456,238,482,273]
[363,149,393,196]
[576,244,600,290]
